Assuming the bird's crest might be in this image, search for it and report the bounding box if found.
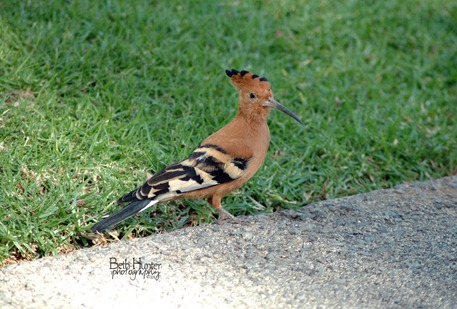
[225,69,270,91]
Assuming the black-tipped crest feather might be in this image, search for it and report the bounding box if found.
[225,69,268,83]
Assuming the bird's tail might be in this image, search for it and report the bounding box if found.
[91,199,158,233]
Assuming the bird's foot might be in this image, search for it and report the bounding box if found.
[217,208,239,224]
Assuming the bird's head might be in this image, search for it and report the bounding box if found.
[225,69,303,125]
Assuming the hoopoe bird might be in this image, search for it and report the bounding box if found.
[91,69,303,232]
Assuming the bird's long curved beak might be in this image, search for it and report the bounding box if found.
[263,98,304,125]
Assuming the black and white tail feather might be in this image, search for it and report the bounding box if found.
[91,144,250,232]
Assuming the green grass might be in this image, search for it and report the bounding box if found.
[0,0,456,265]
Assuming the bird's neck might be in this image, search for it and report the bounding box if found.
[233,109,271,146]
[237,105,271,125]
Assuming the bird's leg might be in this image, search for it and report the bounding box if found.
[208,195,237,223]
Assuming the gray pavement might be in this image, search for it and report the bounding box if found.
[1,176,456,308]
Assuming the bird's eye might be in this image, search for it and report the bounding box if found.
[249,93,256,99]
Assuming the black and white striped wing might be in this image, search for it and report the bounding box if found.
[118,144,251,204]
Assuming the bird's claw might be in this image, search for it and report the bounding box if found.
[217,208,239,224]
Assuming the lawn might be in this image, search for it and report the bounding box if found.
[0,0,456,265]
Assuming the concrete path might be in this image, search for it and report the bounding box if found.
[1,176,456,308]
